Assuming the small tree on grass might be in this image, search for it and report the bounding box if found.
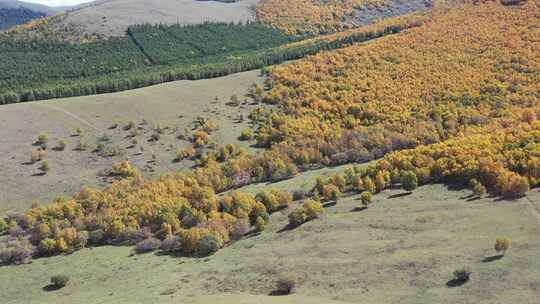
[322,184,341,202]
[453,267,472,283]
[56,139,67,151]
[275,274,298,295]
[400,171,418,192]
[360,191,372,208]
[238,129,253,141]
[50,275,69,288]
[39,161,50,174]
[494,237,511,256]
[36,134,49,145]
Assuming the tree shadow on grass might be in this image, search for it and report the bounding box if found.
[277,224,297,234]
[322,201,337,208]
[446,278,469,288]
[42,284,62,292]
[482,254,504,263]
[388,192,412,199]
[351,206,367,212]
[268,290,289,296]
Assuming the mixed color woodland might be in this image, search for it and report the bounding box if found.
[0,1,538,265]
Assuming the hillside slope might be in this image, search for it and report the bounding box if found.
[47,0,260,37]
[0,0,59,30]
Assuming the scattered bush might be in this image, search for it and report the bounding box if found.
[400,171,418,192]
[110,161,140,178]
[124,121,135,131]
[0,239,34,265]
[39,161,50,173]
[36,134,49,145]
[174,148,195,162]
[134,237,162,253]
[360,191,372,208]
[50,275,70,288]
[275,274,297,295]
[239,129,253,141]
[322,184,341,202]
[195,234,223,257]
[288,199,323,227]
[56,139,67,151]
[256,189,292,213]
[453,267,472,283]
[494,237,511,255]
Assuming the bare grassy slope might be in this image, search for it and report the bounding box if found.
[57,0,260,37]
[1,184,538,304]
[0,69,263,213]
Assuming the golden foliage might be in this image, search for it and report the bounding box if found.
[256,0,384,35]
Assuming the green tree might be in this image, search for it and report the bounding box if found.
[400,171,418,192]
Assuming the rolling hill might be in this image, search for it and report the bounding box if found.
[0,0,59,30]
[41,0,261,38]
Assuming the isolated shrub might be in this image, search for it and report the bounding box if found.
[56,139,67,151]
[39,161,50,173]
[135,237,162,253]
[231,219,250,241]
[322,184,341,202]
[195,234,222,257]
[400,171,418,192]
[111,161,140,178]
[50,275,69,288]
[160,235,182,253]
[276,275,297,295]
[256,189,292,213]
[36,134,49,145]
[124,121,135,131]
[174,148,195,162]
[239,129,253,141]
[453,267,472,282]
[288,200,323,227]
[303,200,323,220]
[494,237,511,255]
[288,207,307,228]
[229,94,240,106]
[360,191,372,207]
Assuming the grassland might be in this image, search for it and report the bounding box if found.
[1,183,538,304]
[30,0,261,38]
[0,69,264,214]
